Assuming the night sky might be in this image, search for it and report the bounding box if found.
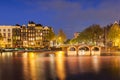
[0,0,120,38]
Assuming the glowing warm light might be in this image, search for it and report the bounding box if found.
[55,51,65,57]
[56,57,66,80]
[59,37,61,40]
[31,42,34,45]
[114,38,120,47]
[29,55,36,80]
[22,52,37,80]
[22,52,28,58]
[29,52,35,59]
[40,33,42,36]
[78,50,85,55]
[0,40,5,48]
[23,41,28,47]
[6,52,12,56]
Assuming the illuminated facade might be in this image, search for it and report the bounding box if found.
[12,25,21,47]
[0,21,54,48]
[20,22,43,48]
[0,25,20,47]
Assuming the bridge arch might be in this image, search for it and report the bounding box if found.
[91,46,101,56]
[67,46,77,56]
[68,46,77,51]
[78,45,91,56]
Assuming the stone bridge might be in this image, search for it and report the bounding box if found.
[61,44,101,56]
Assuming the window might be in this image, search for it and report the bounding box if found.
[8,29,10,32]
[8,33,10,38]
[38,30,40,32]
[3,29,6,32]
[8,39,11,42]
[8,33,10,36]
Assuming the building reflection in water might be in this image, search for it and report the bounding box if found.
[22,52,57,80]
[49,55,56,80]
[22,52,28,80]
[55,51,66,80]
[0,52,13,66]
[0,52,15,80]
[1,52,120,80]
[23,52,56,80]
[22,52,38,80]
[78,56,101,74]
[36,53,48,80]
[28,52,37,80]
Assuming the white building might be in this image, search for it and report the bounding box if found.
[0,25,20,47]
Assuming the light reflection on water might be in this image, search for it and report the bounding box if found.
[0,52,120,80]
[56,57,66,80]
[92,56,100,73]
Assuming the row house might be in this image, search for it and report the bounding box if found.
[0,25,20,47]
[0,21,54,48]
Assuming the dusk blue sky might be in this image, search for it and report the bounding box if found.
[0,0,120,38]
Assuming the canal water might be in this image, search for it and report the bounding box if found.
[0,51,120,80]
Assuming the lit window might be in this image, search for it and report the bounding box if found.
[40,33,42,36]
[3,29,6,32]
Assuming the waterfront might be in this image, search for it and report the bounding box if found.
[0,51,120,80]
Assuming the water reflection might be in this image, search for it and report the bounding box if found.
[92,56,101,73]
[111,57,120,79]
[67,57,79,74]
[49,57,56,80]
[0,52,120,80]
[22,52,37,80]
[78,57,93,73]
[56,57,66,80]
[36,55,47,80]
